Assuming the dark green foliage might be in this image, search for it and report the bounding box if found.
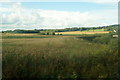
[52,32,55,35]
[60,34,62,35]
[14,29,40,33]
[93,34,111,44]
[2,24,119,33]
[77,34,101,41]
[46,32,49,35]
[39,33,46,35]
[80,34,118,51]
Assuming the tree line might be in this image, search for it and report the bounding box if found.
[2,24,118,34]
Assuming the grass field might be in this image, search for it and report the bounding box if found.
[2,33,119,79]
[55,31,110,35]
[2,33,57,39]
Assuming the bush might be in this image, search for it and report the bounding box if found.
[46,32,49,35]
[39,33,46,35]
[60,34,62,35]
[52,32,55,35]
[93,34,111,44]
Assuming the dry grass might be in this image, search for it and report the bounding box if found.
[2,33,118,79]
[2,33,37,36]
[55,31,110,35]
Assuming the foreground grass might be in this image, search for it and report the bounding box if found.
[2,34,119,79]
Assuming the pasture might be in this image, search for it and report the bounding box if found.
[55,31,110,35]
[2,33,119,79]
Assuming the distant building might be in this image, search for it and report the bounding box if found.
[113,30,116,33]
[112,35,118,38]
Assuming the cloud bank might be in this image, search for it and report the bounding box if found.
[0,3,117,30]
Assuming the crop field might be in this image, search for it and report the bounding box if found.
[55,31,110,35]
[2,33,58,39]
[2,33,119,79]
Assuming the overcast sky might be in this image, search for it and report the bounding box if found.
[0,0,119,30]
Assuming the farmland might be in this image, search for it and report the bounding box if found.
[55,31,110,35]
[2,32,119,79]
[1,1,119,79]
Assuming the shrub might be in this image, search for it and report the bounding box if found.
[39,33,46,35]
[52,32,55,35]
[46,32,49,35]
[93,34,111,44]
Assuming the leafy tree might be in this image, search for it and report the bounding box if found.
[46,32,49,35]
[52,32,55,35]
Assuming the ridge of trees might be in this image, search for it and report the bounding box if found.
[2,24,119,34]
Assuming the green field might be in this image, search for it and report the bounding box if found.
[2,33,119,79]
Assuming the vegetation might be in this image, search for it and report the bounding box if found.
[2,24,119,79]
[2,24,118,34]
[2,31,119,79]
[2,35,55,39]
[55,31,109,35]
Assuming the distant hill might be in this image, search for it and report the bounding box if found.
[2,24,119,34]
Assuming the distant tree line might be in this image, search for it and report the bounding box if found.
[2,24,119,34]
[54,25,118,32]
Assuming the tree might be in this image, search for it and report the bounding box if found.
[46,32,49,35]
[60,33,62,35]
[52,32,55,35]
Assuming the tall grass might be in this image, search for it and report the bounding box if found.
[2,35,119,79]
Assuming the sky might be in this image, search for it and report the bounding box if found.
[0,0,119,30]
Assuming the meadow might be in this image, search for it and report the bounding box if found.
[55,31,110,35]
[2,33,119,79]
